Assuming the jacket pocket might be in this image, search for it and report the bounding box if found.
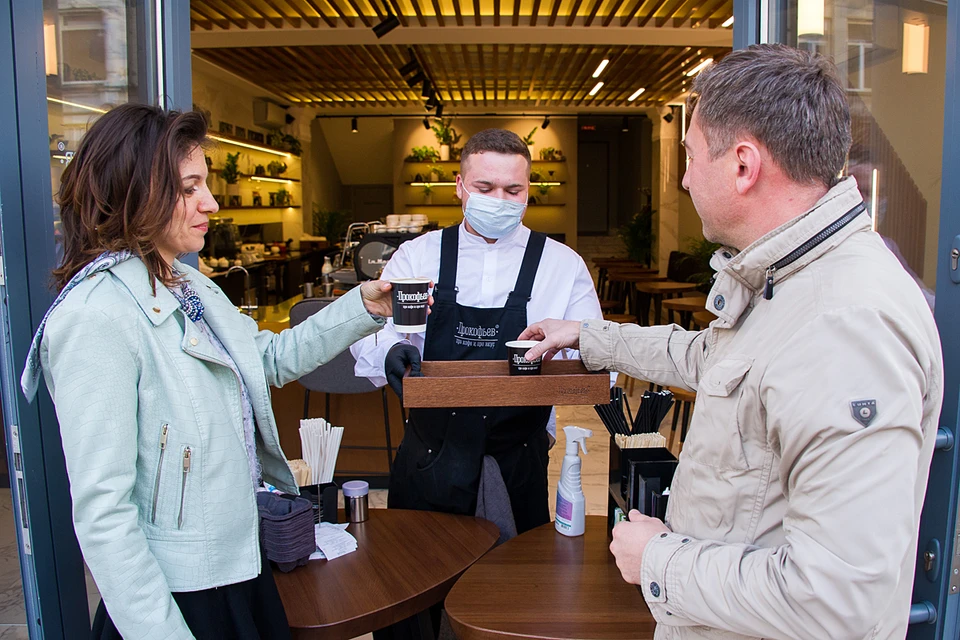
[686,356,753,471]
[150,424,169,525]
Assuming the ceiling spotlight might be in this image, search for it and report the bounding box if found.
[351,117,358,133]
[285,113,296,124]
[423,117,431,130]
[372,11,400,38]
[435,103,444,118]
[400,59,419,76]
[628,87,646,102]
[663,112,674,124]
[589,82,604,97]
[721,16,734,27]
[621,116,629,132]
[421,80,432,98]
[406,71,425,87]
[425,92,439,110]
[592,59,609,78]
[541,115,550,129]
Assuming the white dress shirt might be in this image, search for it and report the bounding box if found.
[351,223,607,436]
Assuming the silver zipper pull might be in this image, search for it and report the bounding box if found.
[160,424,168,450]
[763,266,776,300]
[178,447,192,529]
[182,447,192,473]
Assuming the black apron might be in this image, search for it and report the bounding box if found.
[388,224,552,534]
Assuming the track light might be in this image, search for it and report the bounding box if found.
[406,71,425,87]
[372,12,400,38]
[423,117,431,130]
[351,117,358,133]
[435,103,444,118]
[541,116,550,129]
[621,116,629,132]
[421,80,432,98]
[424,92,438,110]
[400,60,419,76]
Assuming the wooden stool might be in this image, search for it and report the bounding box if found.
[666,386,696,452]
[599,300,621,313]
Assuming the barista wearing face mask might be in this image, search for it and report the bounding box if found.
[351,128,601,535]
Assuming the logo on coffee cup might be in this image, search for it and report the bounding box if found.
[396,290,430,303]
[512,354,537,366]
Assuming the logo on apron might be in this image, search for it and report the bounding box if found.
[455,322,499,349]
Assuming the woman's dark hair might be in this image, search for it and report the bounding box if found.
[53,103,208,292]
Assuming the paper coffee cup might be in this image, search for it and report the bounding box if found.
[390,278,431,333]
[506,340,543,376]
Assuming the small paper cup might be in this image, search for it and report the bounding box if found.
[390,278,431,333]
[506,340,543,376]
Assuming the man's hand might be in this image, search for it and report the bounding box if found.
[384,343,422,400]
[609,509,671,585]
[359,280,435,318]
[517,319,582,361]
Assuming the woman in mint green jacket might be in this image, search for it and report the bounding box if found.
[21,104,399,639]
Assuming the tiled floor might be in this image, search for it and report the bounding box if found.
[0,373,681,637]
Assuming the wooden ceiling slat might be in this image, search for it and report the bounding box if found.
[459,45,478,106]
[430,0,446,26]
[691,0,728,22]
[382,0,410,25]
[286,0,321,27]
[300,0,336,27]
[452,0,465,25]
[366,0,385,21]
[565,0,584,26]
[641,46,696,102]
[602,0,628,26]
[503,44,516,102]
[583,0,604,27]
[619,0,644,25]
[561,45,597,105]
[533,45,559,106]
[529,0,542,25]
[341,46,401,105]
[494,0,501,26]
[491,44,499,105]
[322,0,355,26]
[192,3,231,29]
[407,0,428,27]
[203,0,251,28]
[423,46,448,102]
[477,45,488,105]
[512,0,521,25]
[257,0,302,27]
[366,45,409,103]
[218,0,272,27]
[514,44,531,101]
[600,46,647,105]
[382,45,419,102]
[247,0,289,27]
[588,46,630,105]
[655,0,687,27]
[341,0,373,25]
[547,0,562,25]
[637,0,670,27]
[669,0,702,26]
[473,0,482,25]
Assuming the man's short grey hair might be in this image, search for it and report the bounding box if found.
[687,44,852,188]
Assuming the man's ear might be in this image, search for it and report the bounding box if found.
[734,141,762,195]
[455,174,464,201]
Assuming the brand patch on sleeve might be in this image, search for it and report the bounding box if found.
[850,400,878,428]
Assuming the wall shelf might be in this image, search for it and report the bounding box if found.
[208,133,292,157]
[211,169,301,183]
[404,181,564,186]
[404,158,566,164]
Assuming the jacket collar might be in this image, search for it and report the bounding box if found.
[707,177,868,326]
[108,258,181,326]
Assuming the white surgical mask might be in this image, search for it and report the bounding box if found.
[461,187,526,240]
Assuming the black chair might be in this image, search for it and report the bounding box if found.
[289,299,395,478]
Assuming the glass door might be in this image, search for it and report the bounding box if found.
[0,0,181,636]
[768,0,960,636]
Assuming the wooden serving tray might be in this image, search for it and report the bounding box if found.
[402,360,609,408]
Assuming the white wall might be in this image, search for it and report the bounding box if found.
[319,118,394,185]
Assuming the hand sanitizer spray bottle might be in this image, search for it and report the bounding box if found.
[556,426,592,537]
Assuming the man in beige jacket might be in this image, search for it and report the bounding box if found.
[521,44,943,640]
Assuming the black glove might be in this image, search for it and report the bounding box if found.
[385,343,422,400]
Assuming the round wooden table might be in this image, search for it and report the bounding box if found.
[275,509,499,640]
[445,516,655,640]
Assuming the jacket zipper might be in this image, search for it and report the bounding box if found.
[150,424,169,524]
[763,201,866,300]
[178,447,191,529]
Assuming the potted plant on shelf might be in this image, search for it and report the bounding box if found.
[312,205,353,243]
[421,184,434,205]
[222,152,242,207]
[530,169,543,182]
[427,165,447,183]
[522,128,537,150]
[267,160,287,177]
[431,118,461,161]
[539,147,564,161]
[408,146,440,163]
[276,188,291,206]
[536,183,552,205]
[254,164,266,176]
